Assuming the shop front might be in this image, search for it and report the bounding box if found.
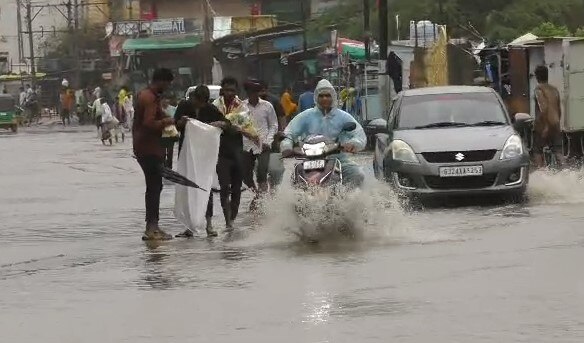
[109,17,208,97]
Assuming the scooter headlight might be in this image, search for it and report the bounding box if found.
[303,142,326,157]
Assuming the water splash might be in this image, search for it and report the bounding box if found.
[528,169,584,205]
[256,179,450,246]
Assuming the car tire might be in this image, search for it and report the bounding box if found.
[382,158,393,184]
[506,190,527,204]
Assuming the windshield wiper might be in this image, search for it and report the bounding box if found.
[413,122,470,129]
[471,120,506,127]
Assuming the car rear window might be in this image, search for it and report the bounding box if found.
[398,92,508,129]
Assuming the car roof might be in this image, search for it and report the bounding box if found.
[402,86,495,97]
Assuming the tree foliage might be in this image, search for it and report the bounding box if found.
[38,24,108,61]
[307,0,584,43]
[532,22,571,38]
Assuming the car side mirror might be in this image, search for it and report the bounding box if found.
[513,112,533,131]
[342,122,357,132]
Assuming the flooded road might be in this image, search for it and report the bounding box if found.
[1,128,584,342]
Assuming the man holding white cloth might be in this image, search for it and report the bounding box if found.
[242,80,279,198]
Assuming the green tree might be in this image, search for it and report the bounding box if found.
[306,0,584,43]
[532,22,571,37]
[575,27,584,37]
[41,24,107,59]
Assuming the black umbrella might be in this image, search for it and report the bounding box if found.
[161,166,207,191]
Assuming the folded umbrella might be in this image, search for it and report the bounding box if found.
[161,166,207,191]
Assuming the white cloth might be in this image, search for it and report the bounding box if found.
[101,103,114,123]
[243,98,278,154]
[174,119,222,231]
[91,98,104,117]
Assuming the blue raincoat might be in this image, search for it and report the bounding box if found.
[281,79,366,186]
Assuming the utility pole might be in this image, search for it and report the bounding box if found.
[378,0,388,60]
[66,0,73,28]
[26,2,37,87]
[300,0,308,52]
[202,0,212,84]
[363,0,370,60]
[378,0,390,111]
[16,0,25,64]
[73,0,80,88]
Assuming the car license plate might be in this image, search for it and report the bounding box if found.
[303,160,326,171]
[439,165,483,177]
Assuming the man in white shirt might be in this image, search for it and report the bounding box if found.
[89,87,104,138]
[100,99,117,144]
[242,80,278,196]
[19,87,27,107]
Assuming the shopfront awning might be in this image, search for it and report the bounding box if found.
[122,35,201,52]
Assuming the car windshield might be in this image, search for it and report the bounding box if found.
[0,97,15,111]
[397,92,508,129]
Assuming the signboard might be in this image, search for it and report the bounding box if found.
[112,18,201,36]
[150,18,186,35]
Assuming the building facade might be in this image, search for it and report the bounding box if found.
[139,0,252,21]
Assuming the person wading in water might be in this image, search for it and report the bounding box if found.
[533,65,565,169]
[174,85,239,237]
[133,68,176,241]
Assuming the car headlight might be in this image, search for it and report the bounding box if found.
[500,134,523,160]
[391,140,420,164]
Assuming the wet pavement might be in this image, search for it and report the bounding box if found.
[1,127,584,342]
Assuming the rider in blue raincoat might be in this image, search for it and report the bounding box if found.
[281,79,366,187]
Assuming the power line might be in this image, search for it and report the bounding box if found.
[18,0,111,87]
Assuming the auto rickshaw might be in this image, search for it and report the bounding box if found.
[0,94,18,133]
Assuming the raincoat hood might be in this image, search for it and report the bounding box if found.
[314,79,338,109]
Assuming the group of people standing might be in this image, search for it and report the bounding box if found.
[132,68,367,241]
[132,70,286,241]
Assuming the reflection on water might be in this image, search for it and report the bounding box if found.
[303,291,332,324]
[141,244,172,290]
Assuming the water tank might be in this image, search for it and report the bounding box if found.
[409,20,443,47]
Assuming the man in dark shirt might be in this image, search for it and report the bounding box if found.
[132,68,175,241]
[174,85,244,236]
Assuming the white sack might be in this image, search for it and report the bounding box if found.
[174,119,221,232]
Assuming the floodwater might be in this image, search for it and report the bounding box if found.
[1,127,584,343]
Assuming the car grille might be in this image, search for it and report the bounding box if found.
[425,174,497,190]
[422,150,497,163]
